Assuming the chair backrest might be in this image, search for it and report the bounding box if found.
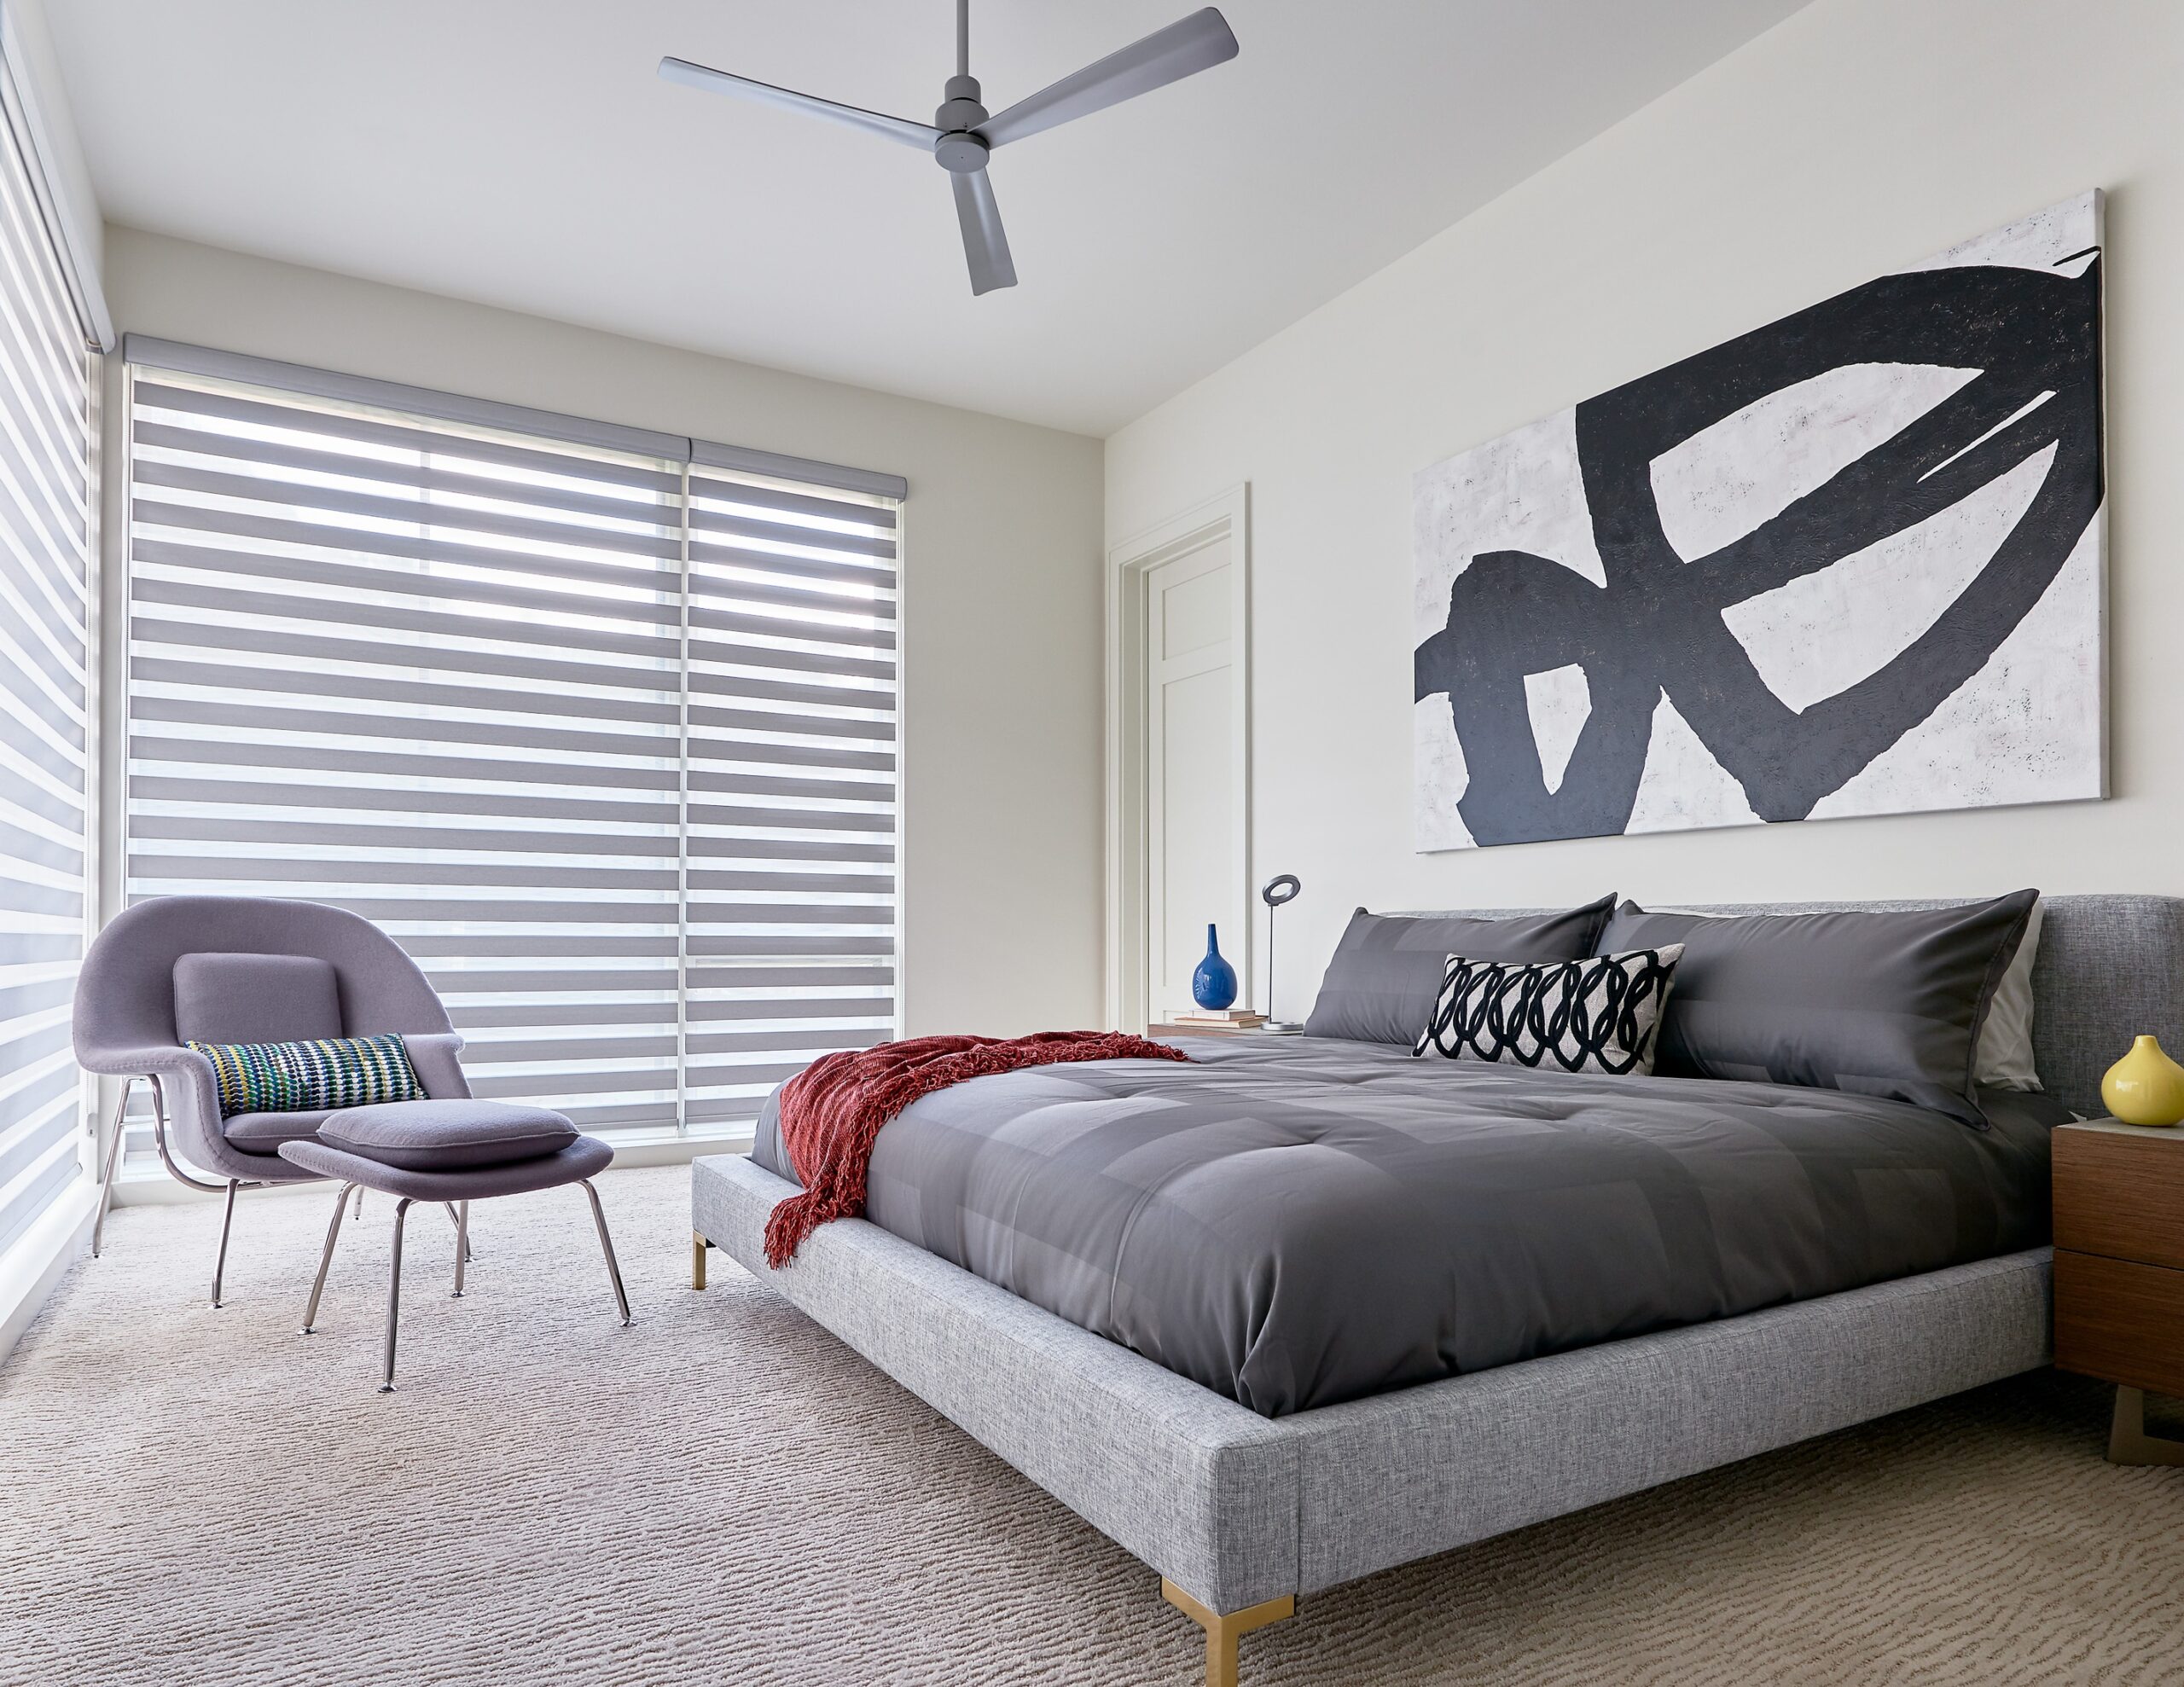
[171,951,343,1045]
[76,896,455,1056]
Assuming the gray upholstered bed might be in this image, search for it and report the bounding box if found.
[691,896,2184,1685]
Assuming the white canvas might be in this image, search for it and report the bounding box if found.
[1414,192,2106,852]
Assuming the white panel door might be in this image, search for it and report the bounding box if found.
[1145,539,1240,1021]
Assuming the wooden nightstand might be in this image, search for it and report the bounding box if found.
[2052,1119,2184,1465]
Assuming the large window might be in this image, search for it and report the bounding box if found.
[0,71,96,1255]
[122,355,897,1146]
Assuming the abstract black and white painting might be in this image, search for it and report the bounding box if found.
[1414,192,2105,851]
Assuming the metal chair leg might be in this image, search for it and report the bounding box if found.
[578,1179,632,1326]
[353,1185,364,1220]
[301,1182,355,1333]
[210,1179,239,1307]
[380,1197,413,1394]
[451,1201,468,1299]
[90,1077,132,1258]
[441,1200,474,1261]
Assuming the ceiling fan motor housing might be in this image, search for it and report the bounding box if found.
[932,74,991,172]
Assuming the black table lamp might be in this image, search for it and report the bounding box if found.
[1262,874,1302,1031]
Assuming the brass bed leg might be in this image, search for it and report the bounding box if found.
[692,1230,709,1290]
[1161,1579,1294,1687]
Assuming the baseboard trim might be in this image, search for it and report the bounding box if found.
[0,1178,98,1366]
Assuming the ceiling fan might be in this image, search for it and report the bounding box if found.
[659,3,1240,296]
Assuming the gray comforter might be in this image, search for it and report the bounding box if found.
[751,1036,2062,1417]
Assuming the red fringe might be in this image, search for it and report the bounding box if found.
[762,1031,1190,1267]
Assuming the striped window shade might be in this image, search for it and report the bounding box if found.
[123,362,900,1145]
[0,78,96,1257]
[683,460,897,1129]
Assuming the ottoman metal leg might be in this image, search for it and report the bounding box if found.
[210,1178,239,1308]
[380,1197,413,1394]
[579,1179,632,1326]
[301,1180,357,1333]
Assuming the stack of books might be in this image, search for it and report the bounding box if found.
[1167,1007,1269,1032]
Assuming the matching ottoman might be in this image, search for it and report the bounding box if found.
[278,1099,631,1393]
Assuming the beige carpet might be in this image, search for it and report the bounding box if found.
[4,1164,2181,1687]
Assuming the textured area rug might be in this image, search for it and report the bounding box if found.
[4,1164,2181,1686]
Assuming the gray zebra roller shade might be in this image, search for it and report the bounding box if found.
[122,358,898,1146]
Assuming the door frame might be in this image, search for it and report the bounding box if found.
[1105,483,1250,1033]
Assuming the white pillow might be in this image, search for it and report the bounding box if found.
[1647,897,2043,1092]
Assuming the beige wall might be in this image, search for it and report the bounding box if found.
[98,227,1107,1037]
[1106,0,2184,1005]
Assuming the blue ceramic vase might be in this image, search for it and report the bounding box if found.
[1192,924,1238,1011]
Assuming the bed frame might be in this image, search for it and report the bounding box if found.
[691,895,2184,1686]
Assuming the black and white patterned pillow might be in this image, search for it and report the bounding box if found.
[1412,947,1684,1075]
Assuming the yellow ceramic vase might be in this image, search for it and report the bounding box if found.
[2101,1035,2184,1127]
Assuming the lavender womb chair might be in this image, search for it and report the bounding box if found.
[72,896,630,1388]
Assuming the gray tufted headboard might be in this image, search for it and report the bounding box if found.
[1403,895,2184,1121]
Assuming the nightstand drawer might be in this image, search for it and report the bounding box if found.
[2053,1249,2184,1396]
[2053,1127,2184,1271]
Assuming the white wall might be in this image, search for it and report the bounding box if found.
[1106,0,2184,1006]
[98,227,1108,1038]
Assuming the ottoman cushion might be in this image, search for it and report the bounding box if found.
[319,1099,577,1171]
[279,1136,612,1202]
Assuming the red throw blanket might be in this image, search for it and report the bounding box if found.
[764,1031,1190,1267]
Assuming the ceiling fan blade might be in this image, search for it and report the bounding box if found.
[951,169,1017,296]
[974,8,1238,149]
[658,56,939,150]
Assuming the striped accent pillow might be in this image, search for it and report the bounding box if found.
[187,1033,421,1118]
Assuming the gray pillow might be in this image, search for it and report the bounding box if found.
[1304,896,1618,1045]
[319,1099,577,1170]
[1594,890,2040,1128]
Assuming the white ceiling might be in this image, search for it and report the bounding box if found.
[48,0,1808,436]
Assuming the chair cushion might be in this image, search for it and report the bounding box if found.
[220,1109,336,1150]
[173,952,342,1045]
[187,1032,421,1118]
[317,1099,578,1171]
